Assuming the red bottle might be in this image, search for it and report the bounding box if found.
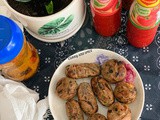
[90,0,122,36]
[126,0,160,48]
[122,0,134,10]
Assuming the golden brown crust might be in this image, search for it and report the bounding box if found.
[78,82,98,115]
[65,63,100,79]
[101,59,127,83]
[66,99,84,120]
[107,102,131,120]
[87,113,107,120]
[114,82,137,104]
[122,109,131,120]
[56,77,78,100]
[91,76,114,106]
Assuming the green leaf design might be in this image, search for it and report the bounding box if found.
[38,15,74,35]
[49,17,65,27]
[15,0,31,2]
[38,17,65,35]
[57,15,74,30]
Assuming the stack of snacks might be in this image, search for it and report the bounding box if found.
[55,59,137,120]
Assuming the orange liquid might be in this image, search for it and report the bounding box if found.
[0,37,39,81]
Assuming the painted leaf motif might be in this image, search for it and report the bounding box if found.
[48,17,65,27]
[57,15,74,31]
[38,17,65,35]
[38,15,74,35]
[45,28,60,35]
[15,0,31,2]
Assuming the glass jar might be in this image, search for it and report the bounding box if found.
[0,15,39,81]
[126,0,160,48]
[90,0,122,36]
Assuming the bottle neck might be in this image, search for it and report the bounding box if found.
[91,0,121,15]
[137,0,159,8]
[129,0,160,30]
[92,0,119,11]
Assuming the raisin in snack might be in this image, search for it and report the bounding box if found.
[65,63,100,79]
[78,82,98,115]
[56,77,78,100]
[114,82,137,104]
[91,76,114,106]
[66,99,84,120]
[87,113,107,120]
[101,59,127,83]
[107,102,131,120]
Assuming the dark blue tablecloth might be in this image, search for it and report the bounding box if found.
[23,0,160,119]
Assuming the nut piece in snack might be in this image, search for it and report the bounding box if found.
[101,59,127,83]
[107,102,131,120]
[87,113,107,120]
[114,82,137,104]
[65,63,100,79]
[78,82,98,115]
[56,77,78,100]
[91,76,114,106]
[66,99,84,120]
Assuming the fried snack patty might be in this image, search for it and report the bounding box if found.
[87,113,107,120]
[122,110,132,120]
[91,76,114,106]
[65,63,100,79]
[78,82,98,115]
[66,99,84,120]
[101,59,127,83]
[107,102,131,120]
[114,82,137,104]
[56,77,78,100]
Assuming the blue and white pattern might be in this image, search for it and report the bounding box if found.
[24,0,160,119]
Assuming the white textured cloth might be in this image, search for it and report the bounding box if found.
[0,75,48,120]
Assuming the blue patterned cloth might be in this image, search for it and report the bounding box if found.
[23,0,160,120]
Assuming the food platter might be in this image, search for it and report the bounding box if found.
[48,49,145,120]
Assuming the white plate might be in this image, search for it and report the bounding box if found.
[48,49,145,120]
